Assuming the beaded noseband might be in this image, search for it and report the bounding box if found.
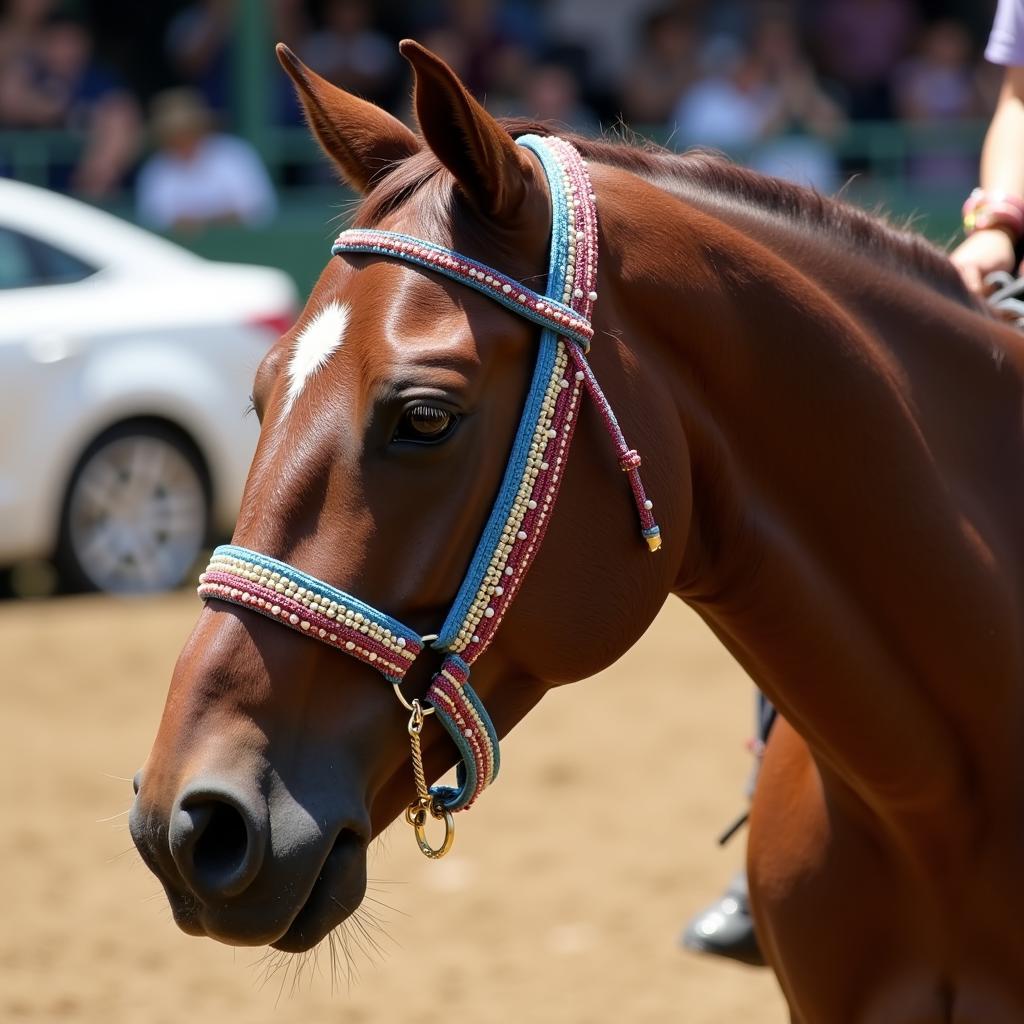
[198,135,660,857]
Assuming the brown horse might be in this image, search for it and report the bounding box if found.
[130,41,1024,1021]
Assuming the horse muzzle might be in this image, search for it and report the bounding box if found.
[129,769,371,951]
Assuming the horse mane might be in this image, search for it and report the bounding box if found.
[356,119,973,307]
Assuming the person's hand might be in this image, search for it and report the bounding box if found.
[950,227,1017,297]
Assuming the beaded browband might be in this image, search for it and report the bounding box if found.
[198,135,660,856]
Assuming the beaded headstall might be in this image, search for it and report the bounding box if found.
[198,135,660,857]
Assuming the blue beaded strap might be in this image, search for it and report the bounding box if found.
[433,134,572,652]
[198,545,423,683]
[426,654,501,811]
[212,545,420,644]
[200,544,501,814]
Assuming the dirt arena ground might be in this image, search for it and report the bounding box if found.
[2,592,787,1023]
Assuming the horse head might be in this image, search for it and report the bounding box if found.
[130,41,685,953]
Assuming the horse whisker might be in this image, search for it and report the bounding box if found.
[95,808,131,823]
[105,846,138,864]
[343,904,390,962]
[336,923,358,987]
[360,893,407,916]
[330,895,392,970]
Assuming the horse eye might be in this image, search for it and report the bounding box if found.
[394,404,458,444]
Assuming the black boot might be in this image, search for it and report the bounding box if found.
[680,871,765,967]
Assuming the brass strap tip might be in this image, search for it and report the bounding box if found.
[645,534,662,552]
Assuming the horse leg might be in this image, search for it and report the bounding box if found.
[747,716,818,1008]
[748,716,866,1019]
[749,717,961,1023]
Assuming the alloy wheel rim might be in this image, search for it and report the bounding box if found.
[68,436,207,593]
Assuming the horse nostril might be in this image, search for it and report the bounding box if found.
[132,770,142,795]
[196,801,249,873]
[169,788,266,901]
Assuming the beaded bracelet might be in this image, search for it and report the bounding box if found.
[962,188,1024,239]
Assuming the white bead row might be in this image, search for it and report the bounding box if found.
[205,554,415,660]
[197,579,409,677]
[451,344,572,652]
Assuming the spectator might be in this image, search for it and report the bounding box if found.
[136,87,276,232]
[165,0,232,113]
[752,9,844,137]
[300,0,399,109]
[0,0,51,70]
[485,40,534,117]
[893,19,985,187]
[814,0,919,120]
[619,8,698,126]
[0,12,140,198]
[544,0,662,88]
[748,10,844,190]
[0,0,51,125]
[417,25,472,79]
[432,0,518,96]
[673,38,777,151]
[894,19,983,121]
[274,0,310,48]
[272,0,313,126]
[673,16,843,193]
[522,61,600,133]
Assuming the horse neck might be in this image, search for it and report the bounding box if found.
[596,169,1021,815]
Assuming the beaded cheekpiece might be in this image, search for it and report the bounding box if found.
[198,135,660,854]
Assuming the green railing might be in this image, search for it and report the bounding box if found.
[0,117,987,192]
[0,0,989,293]
[0,118,986,294]
[0,129,86,186]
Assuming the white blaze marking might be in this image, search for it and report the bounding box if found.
[283,300,350,414]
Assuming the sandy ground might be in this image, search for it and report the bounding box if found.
[1,592,787,1023]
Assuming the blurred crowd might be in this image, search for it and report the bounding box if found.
[0,0,1001,228]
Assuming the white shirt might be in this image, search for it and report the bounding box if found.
[136,134,276,230]
[987,0,1024,67]
[674,77,776,150]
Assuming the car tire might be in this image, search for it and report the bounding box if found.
[56,421,212,594]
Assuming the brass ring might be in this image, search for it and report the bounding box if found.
[392,681,435,715]
[410,803,455,859]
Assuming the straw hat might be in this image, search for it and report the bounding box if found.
[149,88,214,142]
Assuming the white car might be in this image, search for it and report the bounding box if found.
[0,178,297,593]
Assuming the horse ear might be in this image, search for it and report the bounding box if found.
[276,43,420,193]
[399,39,532,222]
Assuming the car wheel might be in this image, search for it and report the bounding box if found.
[57,422,211,594]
